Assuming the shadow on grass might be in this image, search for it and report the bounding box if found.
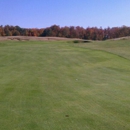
[73,40,91,44]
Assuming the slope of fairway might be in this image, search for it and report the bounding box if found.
[0,40,130,130]
[73,39,130,60]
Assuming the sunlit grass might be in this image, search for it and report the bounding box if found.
[0,40,130,130]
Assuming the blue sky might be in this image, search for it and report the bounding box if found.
[0,0,130,28]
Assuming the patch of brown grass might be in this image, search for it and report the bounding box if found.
[0,36,80,41]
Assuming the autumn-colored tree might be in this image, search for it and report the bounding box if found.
[1,25,130,40]
[0,26,5,36]
[12,30,20,36]
[60,26,70,37]
[76,26,85,39]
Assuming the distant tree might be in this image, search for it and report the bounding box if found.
[60,26,70,37]
[119,26,129,37]
[38,29,44,36]
[6,30,12,36]
[75,26,85,39]
[1,24,130,40]
[0,25,5,36]
[69,26,78,38]
[0,26,3,36]
[4,25,12,36]
[50,25,60,36]
[41,28,52,36]
[12,30,20,36]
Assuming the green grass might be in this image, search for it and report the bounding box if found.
[0,40,130,130]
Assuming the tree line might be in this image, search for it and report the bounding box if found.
[0,25,130,40]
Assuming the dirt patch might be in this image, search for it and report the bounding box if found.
[0,36,80,41]
[111,36,130,40]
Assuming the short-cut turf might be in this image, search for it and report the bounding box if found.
[0,40,130,130]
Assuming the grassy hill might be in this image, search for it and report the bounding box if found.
[0,39,130,130]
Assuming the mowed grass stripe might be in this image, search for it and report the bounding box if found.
[0,41,130,130]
